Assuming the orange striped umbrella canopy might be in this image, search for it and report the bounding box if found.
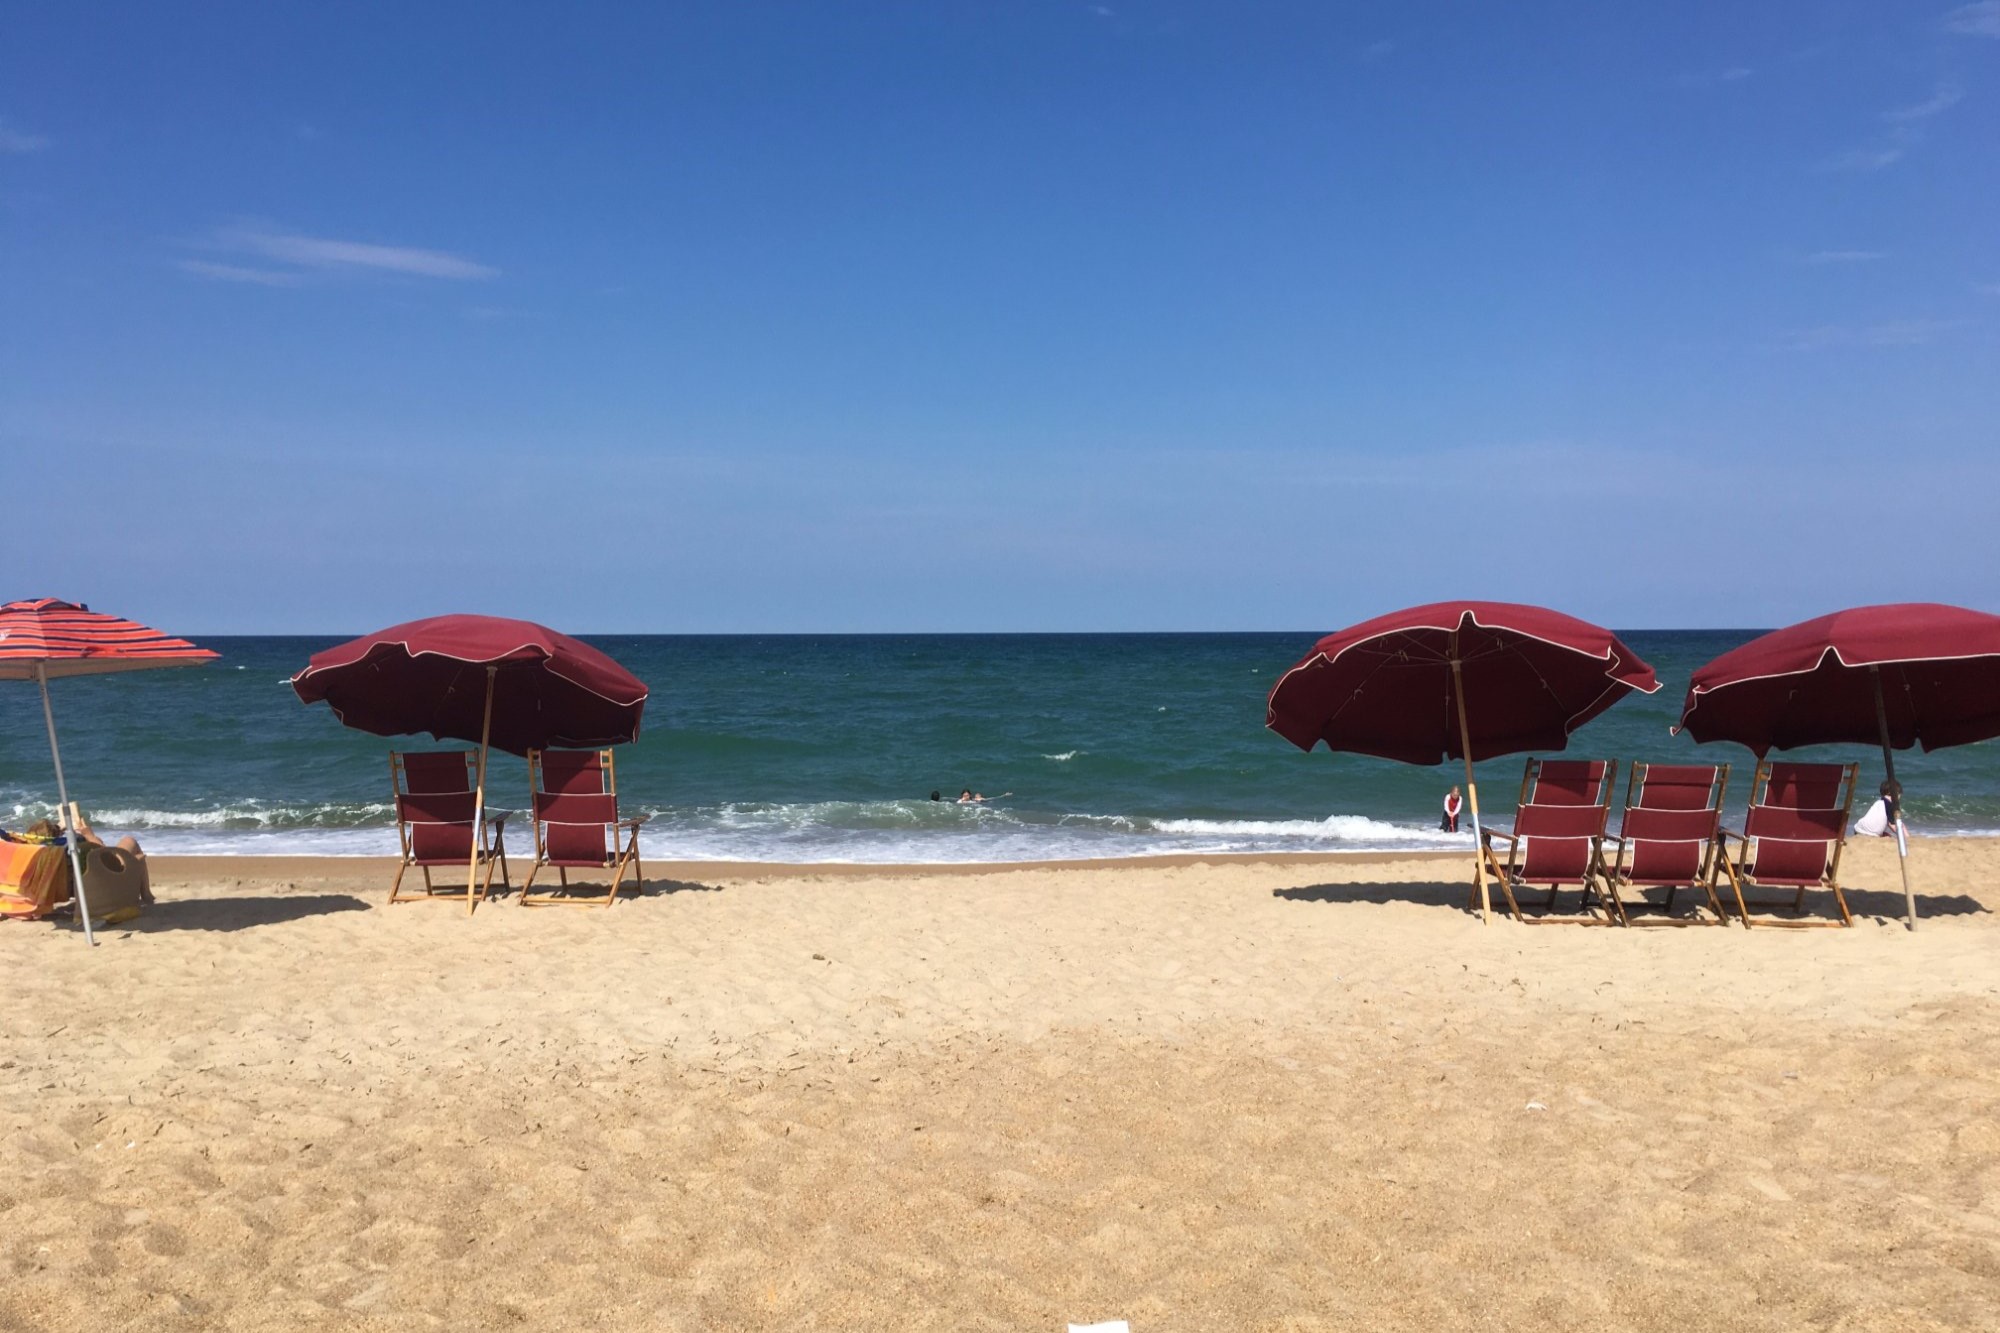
[0,598,216,679]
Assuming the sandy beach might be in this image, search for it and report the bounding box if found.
[5,837,1999,1331]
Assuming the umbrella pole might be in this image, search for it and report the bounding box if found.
[1451,647,1491,925]
[1871,666,1916,932]
[36,665,95,947]
[467,666,496,917]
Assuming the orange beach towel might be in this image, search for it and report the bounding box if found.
[0,838,70,919]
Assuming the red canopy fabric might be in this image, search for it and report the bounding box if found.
[1677,603,2000,756]
[291,615,648,756]
[1267,601,1658,764]
[0,598,216,679]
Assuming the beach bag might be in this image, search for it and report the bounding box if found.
[79,845,150,921]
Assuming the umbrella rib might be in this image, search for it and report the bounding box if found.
[1318,647,1412,738]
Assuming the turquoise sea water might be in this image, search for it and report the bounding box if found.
[2,632,1996,860]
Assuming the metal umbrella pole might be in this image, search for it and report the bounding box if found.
[1450,634,1492,925]
[1870,666,1917,932]
[466,666,497,916]
[35,663,95,947]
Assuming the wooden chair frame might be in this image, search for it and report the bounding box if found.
[1598,763,1731,927]
[387,751,511,909]
[1714,761,1859,928]
[518,748,647,909]
[1475,758,1620,925]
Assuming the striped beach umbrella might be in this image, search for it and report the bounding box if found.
[0,598,217,943]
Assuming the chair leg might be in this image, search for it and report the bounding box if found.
[1828,880,1854,927]
[389,860,411,905]
[1714,849,1751,928]
[474,853,500,911]
[1598,873,1628,926]
[517,858,544,906]
[604,831,640,908]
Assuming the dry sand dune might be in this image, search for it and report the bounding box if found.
[5,837,1999,1330]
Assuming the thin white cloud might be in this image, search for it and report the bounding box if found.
[177,259,301,287]
[1362,39,1396,61]
[1885,83,1964,122]
[1799,249,1887,265]
[1777,319,1959,351]
[0,122,49,153]
[1678,66,1753,86]
[1943,2,2000,37]
[206,223,497,280]
[1825,140,1908,172]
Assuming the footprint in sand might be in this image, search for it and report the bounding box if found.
[1744,1175,1792,1202]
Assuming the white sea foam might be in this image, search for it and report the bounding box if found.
[1042,751,1081,762]
[88,800,1479,862]
[18,794,1994,862]
[1150,813,1461,844]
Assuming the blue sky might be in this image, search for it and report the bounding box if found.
[4,2,1997,633]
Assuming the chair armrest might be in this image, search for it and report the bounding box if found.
[616,814,650,829]
[1479,827,1520,848]
[482,809,514,832]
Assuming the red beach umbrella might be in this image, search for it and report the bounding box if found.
[1676,602,2000,930]
[1268,601,1658,922]
[290,615,648,912]
[0,598,218,944]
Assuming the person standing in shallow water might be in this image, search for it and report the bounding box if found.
[1441,785,1463,833]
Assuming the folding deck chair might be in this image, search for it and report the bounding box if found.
[389,750,511,908]
[519,748,646,908]
[1476,759,1619,923]
[1714,761,1859,927]
[1599,763,1731,926]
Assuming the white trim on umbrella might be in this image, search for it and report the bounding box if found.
[291,637,649,710]
[1677,644,2000,733]
[1268,605,1660,754]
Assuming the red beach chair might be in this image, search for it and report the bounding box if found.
[1477,759,1618,923]
[1714,762,1859,927]
[519,749,646,908]
[1599,764,1731,926]
[389,751,511,907]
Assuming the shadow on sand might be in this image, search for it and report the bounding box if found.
[1274,880,1988,922]
[633,877,725,898]
[131,893,373,932]
[1275,880,1472,912]
[1742,884,1987,922]
[481,876,725,906]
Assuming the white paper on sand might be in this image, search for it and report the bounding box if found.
[1068,1323,1131,1333]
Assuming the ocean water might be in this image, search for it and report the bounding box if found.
[3,632,1996,861]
